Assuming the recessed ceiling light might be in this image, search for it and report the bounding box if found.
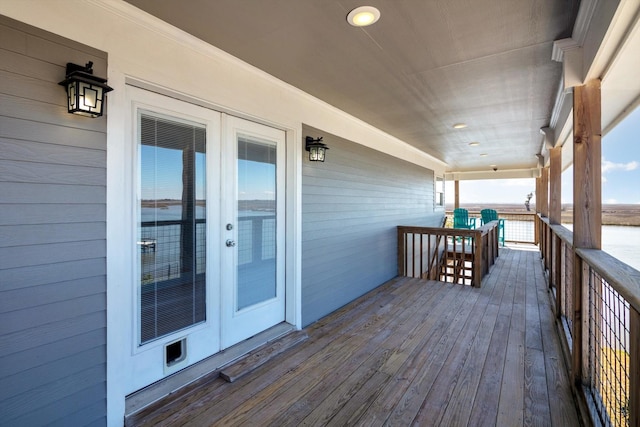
[452,123,467,129]
[480,153,488,157]
[468,142,480,146]
[347,6,381,27]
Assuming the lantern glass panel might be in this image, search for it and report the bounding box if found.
[68,83,77,110]
[80,82,99,109]
[309,146,319,161]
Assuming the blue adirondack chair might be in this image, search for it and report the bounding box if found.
[481,208,505,246]
[453,208,476,230]
[452,208,476,244]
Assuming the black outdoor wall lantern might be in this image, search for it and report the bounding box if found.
[305,136,329,162]
[59,61,113,117]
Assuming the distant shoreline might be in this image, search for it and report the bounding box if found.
[446,203,640,227]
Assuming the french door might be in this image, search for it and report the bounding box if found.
[221,116,286,348]
[124,87,285,394]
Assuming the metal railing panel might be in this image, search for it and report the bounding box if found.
[540,215,640,427]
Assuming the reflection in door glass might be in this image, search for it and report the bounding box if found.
[138,114,206,344]
[237,136,276,310]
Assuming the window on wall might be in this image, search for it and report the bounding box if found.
[435,176,445,208]
[138,113,207,344]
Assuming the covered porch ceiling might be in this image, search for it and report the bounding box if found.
[123,0,638,178]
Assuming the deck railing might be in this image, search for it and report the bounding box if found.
[397,221,499,287]
[139,214,275,281]
[446,211,537,244]
[538,216,640,427]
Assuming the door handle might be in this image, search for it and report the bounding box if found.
[226,239,236,247]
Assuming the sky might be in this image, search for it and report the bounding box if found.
[141,106,638,205]
[140,146,207,200]
[141,146,275,201]
[446,106,640,206]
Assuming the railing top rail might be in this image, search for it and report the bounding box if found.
[475,222,497,235]
[397,224,495,237]
[446,210,536,216]
[398,226,479,237]
[141,218,206,226]
[549,223,574,246]
[576,247,640,313]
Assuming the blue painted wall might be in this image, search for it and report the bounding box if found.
[301,126,443,326]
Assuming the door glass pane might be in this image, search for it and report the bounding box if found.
[138,113,206,344]
[237,136,276,310]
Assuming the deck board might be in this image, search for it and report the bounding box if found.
[129,247,580,427]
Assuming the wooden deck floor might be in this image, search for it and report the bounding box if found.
[130,247,580,426]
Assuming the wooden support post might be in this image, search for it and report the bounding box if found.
[540,168,550,268]
[473,230,482,288]
[181,145,195,275]
[549,147,562,291]
[397,227,405,277]
[454,180,460,209]
[540,167,549,218]
[554,235,562,313]
[573,81,602,250]
[549,147,562,225]
[535,177,541,214]
[571,79,602,389]
[539,168,549,268]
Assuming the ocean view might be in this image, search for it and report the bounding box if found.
[564,224,640,271]
[601,225,640,270]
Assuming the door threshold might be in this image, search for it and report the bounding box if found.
[125,322,294,417]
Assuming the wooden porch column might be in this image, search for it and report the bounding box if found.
[571,79,602,389]
[540,167,549,218]
[549,147,562,224]
[534,176,540,244]
[535,177,541,214]
[454,180,460,209]
[572,80,602,250]
[540,167,550,269]
[549,147,562,296]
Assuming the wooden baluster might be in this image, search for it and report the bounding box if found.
[397,227,405,277]
[419,232,424,279]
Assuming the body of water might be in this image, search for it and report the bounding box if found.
[564,224,640,271]
[600,225,640,271]
[141,205,206,222]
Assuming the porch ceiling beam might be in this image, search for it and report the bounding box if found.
[445,168,540,181]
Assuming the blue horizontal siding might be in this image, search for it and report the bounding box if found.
[301,127,443,326]
[0,15,107,426]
